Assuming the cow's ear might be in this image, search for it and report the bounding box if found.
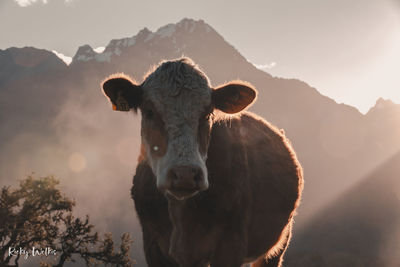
[102,74,142,112]
[212,81,257,114]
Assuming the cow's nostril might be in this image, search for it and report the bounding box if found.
[170,171,179,181]
[194,170,202,183]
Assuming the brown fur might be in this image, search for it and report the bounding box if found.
[138,144,147,162]
[131,112,303,267]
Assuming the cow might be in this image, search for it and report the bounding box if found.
[102,57,303,267]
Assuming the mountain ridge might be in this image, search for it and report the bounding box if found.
[46,18,400,115]
[71,18,215,65]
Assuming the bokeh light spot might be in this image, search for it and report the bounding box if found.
[68,152,86,173]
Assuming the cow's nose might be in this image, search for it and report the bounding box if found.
[166,165,208,200]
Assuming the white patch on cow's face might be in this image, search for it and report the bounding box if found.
[139,58,213,196]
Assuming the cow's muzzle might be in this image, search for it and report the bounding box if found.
[165,165,208,200]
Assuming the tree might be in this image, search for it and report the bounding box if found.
[0,175,134,266]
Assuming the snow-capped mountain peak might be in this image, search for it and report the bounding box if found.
[71,18,215,64]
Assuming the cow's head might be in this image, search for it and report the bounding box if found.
[102,58,256,200]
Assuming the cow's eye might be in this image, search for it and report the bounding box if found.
[200,114,209,122]
[143,109,154,119]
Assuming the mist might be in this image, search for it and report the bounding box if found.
[0,52,148,265]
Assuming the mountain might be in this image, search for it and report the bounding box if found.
[64,19,400,224]
[1,18,400,265]
[0,47,67,84]
[0,47,68,144]
[285,151,400,267]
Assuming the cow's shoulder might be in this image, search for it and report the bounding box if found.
[237,112,297,159]
[237,111,283,140]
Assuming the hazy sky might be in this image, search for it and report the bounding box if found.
[1,0,399,113]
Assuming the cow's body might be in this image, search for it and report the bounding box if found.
[132,112,303,267]
[102,58,303,267]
